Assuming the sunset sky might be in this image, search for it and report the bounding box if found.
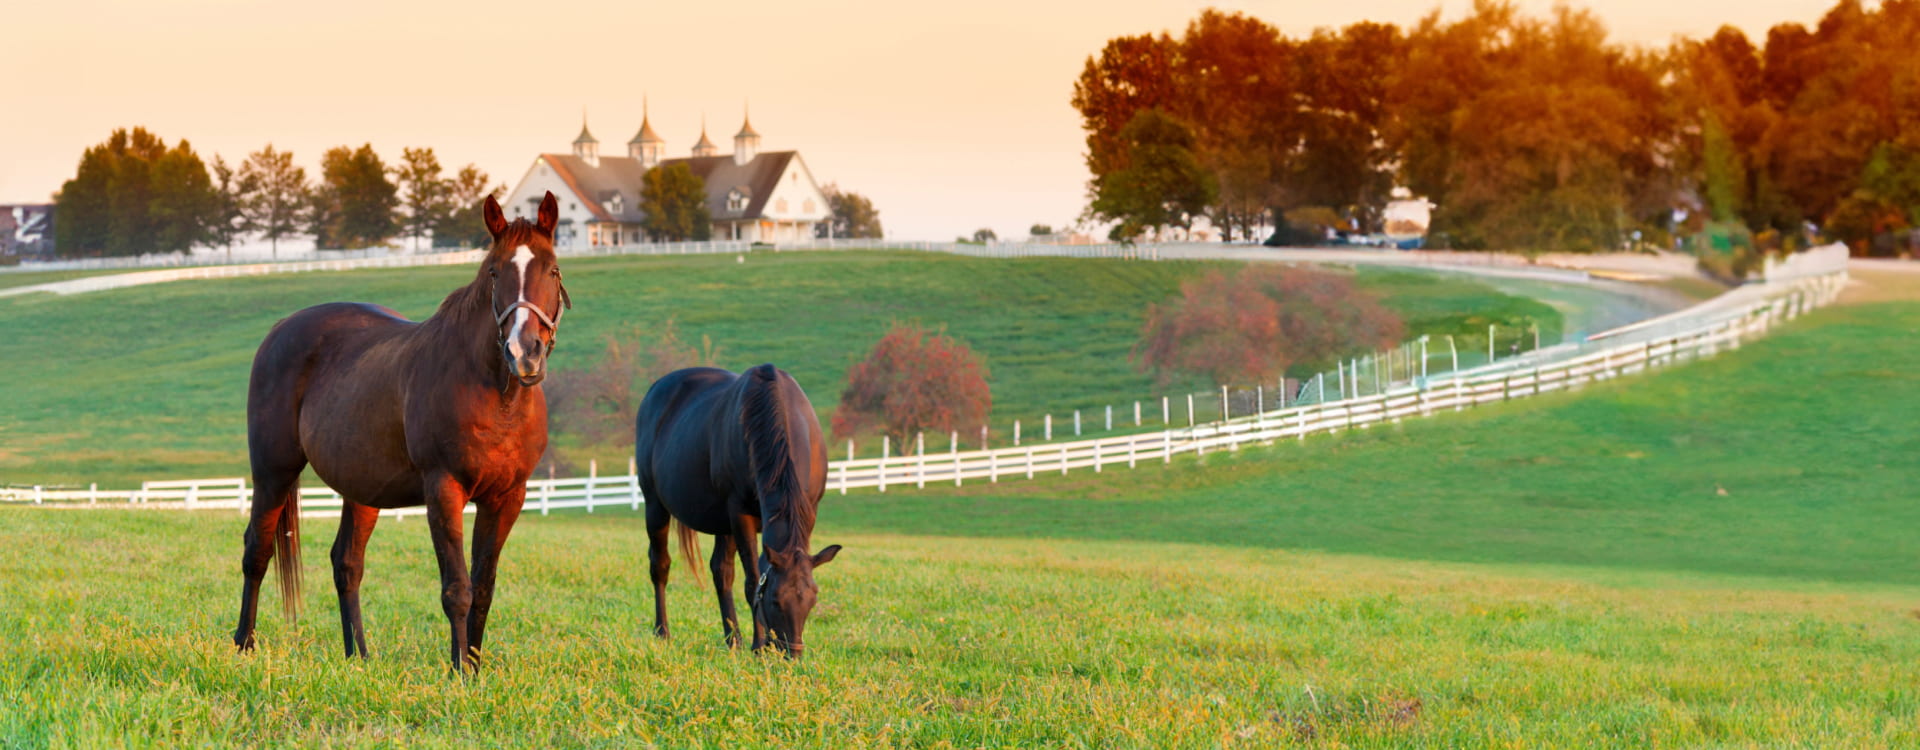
[4,0,1834,241]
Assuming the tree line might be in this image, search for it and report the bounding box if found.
[50,128,888,254]
[53,129,500,258]
[1075,0,1920,256]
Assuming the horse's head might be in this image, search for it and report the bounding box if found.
[754,543,841,658]
[482,191,570,387]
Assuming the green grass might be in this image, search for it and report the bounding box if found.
[2,298,1916,748]
[841,300,1920,588]
[0,251,1558,485]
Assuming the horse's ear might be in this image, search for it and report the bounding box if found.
[483,193,508,238]
[811,544,841,568]
[537,191,560,236]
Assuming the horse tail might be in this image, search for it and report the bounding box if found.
[275,493,302,620]
[743,364,809,534]
[674,518,702,584]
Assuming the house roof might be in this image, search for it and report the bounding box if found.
[539,150,803,223]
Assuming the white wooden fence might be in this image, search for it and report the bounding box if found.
[1,267,1845,516]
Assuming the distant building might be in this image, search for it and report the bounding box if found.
[0,204,54,258]
[504,107,830,246]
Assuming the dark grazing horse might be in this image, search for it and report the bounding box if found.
[231,192,571,672]
[635,364,841,656]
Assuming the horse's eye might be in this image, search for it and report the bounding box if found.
[488,267,497,278]
[550,268,560,278]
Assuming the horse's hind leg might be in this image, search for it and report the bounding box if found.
[233,459,303,651]
[710,535,739,648]
[330,502,380,658]
[646,498,672,639]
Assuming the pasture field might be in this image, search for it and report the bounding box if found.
[0,250,1559,486]
[3,294,1917,747]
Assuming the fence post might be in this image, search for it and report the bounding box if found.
[1094,440,1102,473]
[1074,410,1081,436]
[952,430,961,487]
[1221,385,1230,422]
[842,441,852,495]
[917,432,927,489]
[1045,414,1052,441]
[880,436,889,493]
[1164,429,1173,464]
[1128,434,1137,468]
[34,485,42,504]
[1187,394,1196,427]
[989,449,998,483]
[1489,324,1496,363]
[1256,385,1263,414]
[1014,419,1021,446]
[541,478,551,516]
[1162,396,1170,425]
[1134,401,1142,426]
[1106,405,1113,431]
[1060,442,1069,475]
[1026,446,1035,479]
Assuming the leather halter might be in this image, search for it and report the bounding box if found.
[491,275,572,346]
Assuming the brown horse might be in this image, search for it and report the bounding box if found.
[232,192,571,672]
[635,364,841,657]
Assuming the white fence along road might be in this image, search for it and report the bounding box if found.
[3,251,1847,517]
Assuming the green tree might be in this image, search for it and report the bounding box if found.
[395,147,448,250]
[311,144,399,249]
[971,228,997,243]
[106,129,169,256]
[431,165,501,249]
[206,155,248,258]
[238,145,309,257]
[147,139,217,254]
[639,163,710,241]
[1029,224,1053,236]
[1088,109,1217,242]
[819,184,884,238]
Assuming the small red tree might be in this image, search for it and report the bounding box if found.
[833,323,992,447]
[1135,265,1403,385]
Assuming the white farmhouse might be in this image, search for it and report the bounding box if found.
[503,107,830,247]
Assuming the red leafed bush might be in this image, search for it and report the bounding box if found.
[1135,265,1403,385]
[832,323,992,446]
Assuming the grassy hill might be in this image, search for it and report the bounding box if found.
[0,250,1558,485]
[2,298,1915,747]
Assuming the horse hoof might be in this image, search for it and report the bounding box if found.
[234,632,256,652]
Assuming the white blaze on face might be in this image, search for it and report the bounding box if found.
[506,245,535,359]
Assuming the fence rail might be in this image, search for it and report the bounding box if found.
[2,262,1846,516]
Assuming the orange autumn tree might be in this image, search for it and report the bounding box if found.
[832,323,992,448]
[1135,265,1403,386]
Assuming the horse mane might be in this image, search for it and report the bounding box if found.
[742,363,812,554]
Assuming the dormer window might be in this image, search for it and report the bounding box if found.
[606,194,623,215]
[727,188,747,213]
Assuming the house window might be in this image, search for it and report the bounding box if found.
[776,198,789,214]
[803,199,815,214]
[727,189,747,213]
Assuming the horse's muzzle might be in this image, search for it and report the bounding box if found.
[507,349,546,387]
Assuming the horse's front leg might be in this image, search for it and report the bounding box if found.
[466,491,524,667]
[709,534,739,648]
[424,474,476,673]
[732,512,769,651]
